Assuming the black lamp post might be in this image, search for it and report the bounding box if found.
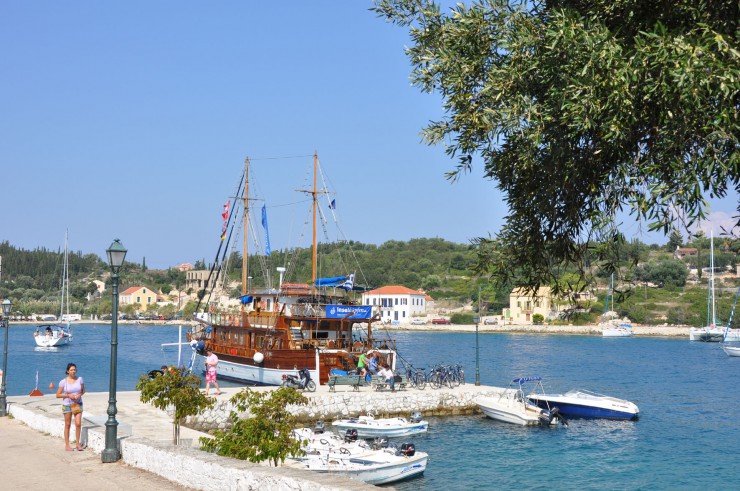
[473,315,480,386]
[0,298,12,417]
[102,239,127,463]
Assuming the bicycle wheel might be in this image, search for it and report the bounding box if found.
[415,372,426,390]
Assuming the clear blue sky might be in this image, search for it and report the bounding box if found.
[2,2,736,269]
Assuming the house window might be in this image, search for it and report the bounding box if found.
[136,296,141,303]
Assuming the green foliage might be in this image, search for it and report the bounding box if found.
[199,387,308,466]
[633,260,689,287]
[532,313,544,324]
[373,0,739,292]
[450,312,474,324]
[136,367,214,445]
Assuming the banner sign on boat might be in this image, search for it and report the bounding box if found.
[325,305,372,319]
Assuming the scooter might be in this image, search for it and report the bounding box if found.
[281,367,316,392]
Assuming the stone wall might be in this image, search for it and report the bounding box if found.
[187,386,504,432]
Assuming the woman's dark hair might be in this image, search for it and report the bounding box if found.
[66,363,77,374]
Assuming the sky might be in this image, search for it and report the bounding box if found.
[1,1,737,270]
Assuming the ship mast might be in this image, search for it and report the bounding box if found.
[312,151,318,287]
[242,157,249,314]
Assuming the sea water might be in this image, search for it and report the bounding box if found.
[2,324,739,489]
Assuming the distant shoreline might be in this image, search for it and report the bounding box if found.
[11,320,691,337]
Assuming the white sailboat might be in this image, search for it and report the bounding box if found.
[689,232,724,342]
[602,274,633,337]
[721,286,740,357]
[34,231,73,347]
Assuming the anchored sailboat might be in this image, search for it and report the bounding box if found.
[34,231,73,347]
[689,232,724,342]
[188,153,396,385]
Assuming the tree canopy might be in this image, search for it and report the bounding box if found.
[373,0,739,292]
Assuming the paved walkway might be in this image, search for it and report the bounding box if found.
[0,416,188,490]
[5,390,377,490]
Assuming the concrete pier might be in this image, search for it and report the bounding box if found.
[7,383,500,489]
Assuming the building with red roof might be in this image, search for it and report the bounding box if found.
[362,285,428,325]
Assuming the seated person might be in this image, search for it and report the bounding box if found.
[377,365,395,391]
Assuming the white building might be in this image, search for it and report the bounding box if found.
[362,285,427,324]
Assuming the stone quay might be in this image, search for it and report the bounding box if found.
[7,382,501,490]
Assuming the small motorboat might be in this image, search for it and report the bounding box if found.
[722,345,740,357]
[476,377,561,426]
[331,411,428,438]
[527,389,639,420]
[33,324,72,347]
[288,423,427,485]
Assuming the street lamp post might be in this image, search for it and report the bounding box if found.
[473,315,480,386]
[102,239,127,463]
[0,298,12,417]
[247,276,253,293]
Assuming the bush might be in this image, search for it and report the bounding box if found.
[450,312,475,324]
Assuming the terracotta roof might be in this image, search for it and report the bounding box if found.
[364,285,425,296]
[121,286,148,295]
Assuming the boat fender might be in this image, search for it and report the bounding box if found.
[410,411,422,423]
[195,340,206,353]
[344,429,358,443]
[400,443,416,457]
[253,352,264,363]
[314,421,325,434]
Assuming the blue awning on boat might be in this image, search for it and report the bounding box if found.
[239,295,254,305]
[513,376,542,383]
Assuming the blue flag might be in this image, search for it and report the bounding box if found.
[329,199,336,209]
[261,205,271,256]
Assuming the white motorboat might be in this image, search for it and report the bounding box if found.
[527,389,639,420]
[476,377,561,426]
[331,412,428,438]
[690,232,723,342]
[288,425,427,485]
[722,345,740,357]
[34,324,72,347]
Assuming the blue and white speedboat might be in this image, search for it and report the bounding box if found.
[527,389,639,420]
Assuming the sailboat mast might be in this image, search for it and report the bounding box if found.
[711,231,716,326]
[242,157,250,310]
[312,151,318,288]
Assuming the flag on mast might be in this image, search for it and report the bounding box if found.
[220,200,230,240]
[262,204,271,256]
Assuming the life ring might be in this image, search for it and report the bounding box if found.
[230,348,237,355]
[260,300,267,310]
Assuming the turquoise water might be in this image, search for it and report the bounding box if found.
[2,325,739,489]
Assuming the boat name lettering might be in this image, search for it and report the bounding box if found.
[325,305,372,319]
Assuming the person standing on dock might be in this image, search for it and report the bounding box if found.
[56,362,86,451]
[204,349,222,396]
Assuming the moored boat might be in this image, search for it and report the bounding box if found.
[34,324,72,348]
[34,230,73,348]
[690,232,723,342]
[476,377,561,426]
[332,412,429,438]
[287,426,427,485]
[188,154,397,386]
[527,389,639,420]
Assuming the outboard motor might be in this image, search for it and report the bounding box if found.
[314,421,325,434]
[409,411,423,423]
[539,407,562,426]
[399,443,416,457]
[344,429,358,443]
[551,407,567,426]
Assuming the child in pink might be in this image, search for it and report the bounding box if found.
[205,348,222,395]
